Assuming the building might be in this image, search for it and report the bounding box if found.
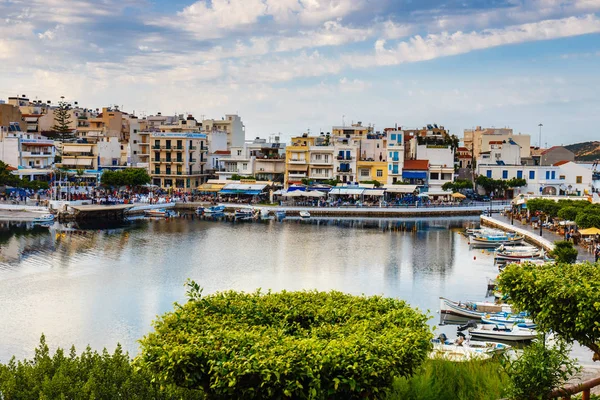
[553,161,593,196]
[477,139,522,167]
[415,145,454,193]
[217,145,254,179]
[402,160,429,187]
[456,147,472,169]
[202,114,245,148]
[248,137,286,182]
[58,142,99,171]
[332,136,358,183]
[75,107,124,142]
[149,131,207,190]
[127,115,149,167]
[386,130,404,184]
[540,146,575,166]
[0,125,55,181]
[206,130,228,173]
[0,103,24,131]
[464,126,531,159]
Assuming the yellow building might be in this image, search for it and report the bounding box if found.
[331,122,372,137]
[356,161,387,184]
[76,107,124,142]
[58,143,99,170]
[284,135,312,187]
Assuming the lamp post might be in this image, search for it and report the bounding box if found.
[538,123,543,148]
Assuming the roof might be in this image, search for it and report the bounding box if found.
[553,160,573,167]
[457,147,469,152]
[403,160,429,170]
[541,146,561,155]
[213,150,230,155]
[489,141,503,144]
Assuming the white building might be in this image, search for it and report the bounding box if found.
[333,138,358,183]
[207,130,228,171]
[202,114,246,148]
[477,164,561,196]
[0,125,55,181]
[386,130,404,184]
[554,161,593,196]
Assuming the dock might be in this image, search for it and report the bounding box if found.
[480,215,555,251]
[62,204,135,221]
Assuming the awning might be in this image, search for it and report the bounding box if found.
[403,171,427,179]
[384,185,418,194]
[287,165,308,172]
[222,183,268,191]
[329,187,365,196]
[426,189,452,196]
[63,145,92,153]
[220,189,263,195]
[364,189,385,196]
[196,183,222,192]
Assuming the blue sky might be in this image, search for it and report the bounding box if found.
[0,0,599,145]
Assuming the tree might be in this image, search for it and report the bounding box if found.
[0,160,20,187]
[497,262,600,361]
[51,97,74,143]
[557,206,580,221]
[138,282,433,399]
[101,168,151,188]
[549,241,578,263]
[506,178,527,188]
[360,180,382,187]
[442,179,473,192]
[476,175,508,195]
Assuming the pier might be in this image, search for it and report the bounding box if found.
[480,215,555,251]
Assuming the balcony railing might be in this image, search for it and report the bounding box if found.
[337,168,353,173]
[189,158,197,163]
[289,159,306,164]
[336,156,354,161]
[309,174,332,179]
[288,172,307,177]
[189,146,197,150]
[311,159,332,164]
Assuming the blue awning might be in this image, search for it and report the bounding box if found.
[402,171,427,179]
[220,189,263,195]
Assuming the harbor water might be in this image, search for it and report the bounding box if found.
[0,216,591,363]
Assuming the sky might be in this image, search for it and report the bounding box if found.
[0,0,599,145]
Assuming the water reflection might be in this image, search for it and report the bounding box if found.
[0,215,493,362]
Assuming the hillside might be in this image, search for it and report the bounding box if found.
[564,141,600,162]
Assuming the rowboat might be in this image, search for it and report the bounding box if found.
[494,245,543,262]
[144,209,176,218]
[460,321,537,342]
[439,297,512,319]
[275,209,287,219]
[195,207,204,215]
[481,314,535,328]
[234,209,254,219]
[430,335,511,362]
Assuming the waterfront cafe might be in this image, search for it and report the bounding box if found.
[219,182,270,203]
[383,184,419,205]
[328,185,385,206]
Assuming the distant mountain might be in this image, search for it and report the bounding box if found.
[564,141,600,162]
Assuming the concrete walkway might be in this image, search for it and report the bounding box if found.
[485,214,596,262]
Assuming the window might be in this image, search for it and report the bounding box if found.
[529,171,535,179]
[242,163,248,170]
[546,171,550,179]
[559,175,565,180]
[388,164,391,171]
[486,170,492,178]
[155,166,160,174]
[430,172,439,180]
[133,140,137,144]
[360,169,370,177]
[389,152,393,158]
[134,129,138,133]
[551,171,556,179]
[154,140,160,147]
[502,170,508,179]
[576,176,582,184]
[376,170,383,177]
[391,134,396,140]
[517,170,523,179]
[133,151,137,155]
[237,150,242,156]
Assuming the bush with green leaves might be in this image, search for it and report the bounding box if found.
[138,282,433,399]
[101,168,151,188]
[498,262,600,361]
[501,335,579,400]
[0,335,198,399]
[548,240,578,263]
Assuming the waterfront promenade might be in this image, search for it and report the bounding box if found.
[482,214,596,262]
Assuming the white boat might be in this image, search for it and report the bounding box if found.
[195,207,204,215]
[235,209,254,219]
[275,209,286,219]
[462,322,537,342]
[494,245,543,262]
[145,209,176,218]
[32,214,55,224]
[203,205,225,215]
[481,315,535,328]
[299,211,310,219]
[440,297,512,319]
[430,336,511,362]
[470,234,524,247]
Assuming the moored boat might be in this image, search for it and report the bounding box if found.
[234,209,254,219]
[299,211,310,219]
[439,297,512,319]
[32,214,55,224]
[459,321,537,342]
[203,205,225,215]
[144,209,176,218]
[195,207,204,215]
[470,234,524,247]
[430,335,511,362]
[275,209,286,219]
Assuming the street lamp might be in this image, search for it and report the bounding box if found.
[538,123,543,148]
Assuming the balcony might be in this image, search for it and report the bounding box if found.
[289,158,306,164]
[189,146,197,150]
[22,151,53,157]
[390,169,400,175]
[139,142,149,146]
[336,155,354,161]
[336,167,353,173]
[288,172,307,178]
[309,174,332,179]
[65,153,95,157]
[392,157,400,162]
[171,146,185,151]
[152,145,161,150]
[311,159,333,165]
[189,158,197,163]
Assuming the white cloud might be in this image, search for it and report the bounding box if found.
[38,24,64,40]
[275,20,372,52]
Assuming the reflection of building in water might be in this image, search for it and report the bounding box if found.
[0,222,55,264]
[409,219,458,279]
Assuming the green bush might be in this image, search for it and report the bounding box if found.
[388,358,507,400]
[138,282,433,399]
[557,206,579,221]
[501,336,579,400]
[549,241,578,263]
[0,335,198,399]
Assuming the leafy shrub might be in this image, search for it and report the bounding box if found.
[0,335,198,399]
[549,241,578,263]
[501,336,579,400]
[138,282,433,399]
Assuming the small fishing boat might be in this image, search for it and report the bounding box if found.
[32,214,55,224]
[234,209,254,220]
[275,209,286,219]
[195,207,204,215]
[494,245,543,263]
[459,321,537,342]
[144,209,176,218]
[299,211,310,219]
[481,314,535,328]
[470,234,524,247]
[430,334,511,362]
[440,297,512,319]
[203,205,225,215]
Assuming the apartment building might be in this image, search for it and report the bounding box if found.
[58,142,99,171]
[464,126,531,159]
[0,125,55,182]
[202,114,245,148]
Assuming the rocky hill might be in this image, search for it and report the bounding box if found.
[565,141,600,162]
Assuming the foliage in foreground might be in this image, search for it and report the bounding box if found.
[138,282,433,399]
[0,335,199,399]
[387,358,507,400]
[501,336,579,400]
[527,198,600,228]
[548,240,578,263]
[498,262,600,361]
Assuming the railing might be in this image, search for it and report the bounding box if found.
[189,146,197,150]
[152,146,161,150]
[189,158,197,163]
[337,167,353,173]
[336,156,354,160]
[289,159,306,163]
[549,375,600,399]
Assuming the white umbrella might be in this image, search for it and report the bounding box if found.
[283,190,304,197]
[417,193,429,197]
[305,190,325,198]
